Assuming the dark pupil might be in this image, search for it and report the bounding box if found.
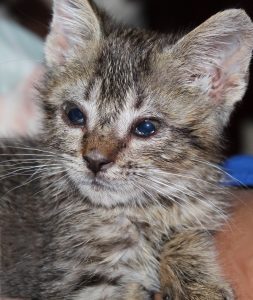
[68,108,85,125]
[135,120,156,137]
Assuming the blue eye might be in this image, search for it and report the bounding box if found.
[134,120,157,137]
[67,107,85,126]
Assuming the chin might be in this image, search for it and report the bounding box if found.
[77,182,144,207]
[67,168,145,207]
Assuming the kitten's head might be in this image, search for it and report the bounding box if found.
[41,0,253,207]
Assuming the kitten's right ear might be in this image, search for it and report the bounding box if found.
[166,9,253,123]
[45,0,101,67]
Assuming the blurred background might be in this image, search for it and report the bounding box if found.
[0,0,253,155]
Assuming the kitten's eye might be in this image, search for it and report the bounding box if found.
[134,120,157,137]
[66,106,86,126]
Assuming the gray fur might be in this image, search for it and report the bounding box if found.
[1,1,253,299]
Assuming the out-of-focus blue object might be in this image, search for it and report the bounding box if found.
[223,155,253,187]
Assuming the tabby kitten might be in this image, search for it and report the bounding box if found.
[1,1,253,299]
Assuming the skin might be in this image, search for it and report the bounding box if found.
[216,189,253,300]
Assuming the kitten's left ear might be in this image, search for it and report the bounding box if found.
[170,9,253,119]
[45,0,101,67]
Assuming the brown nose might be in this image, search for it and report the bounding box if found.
[83,151,113,174]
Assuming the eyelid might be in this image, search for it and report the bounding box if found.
[62,101,81,111]
[132,117,161,129]
[62,101,87,128]
[131,118,161,138]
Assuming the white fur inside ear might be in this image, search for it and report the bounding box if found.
[190,39,250,104]
[45,0,101,66]
[56,0,100,43]
[174,9,253,106]
[189,74,212,95]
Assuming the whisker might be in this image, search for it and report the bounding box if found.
[130,179,168,211]
[0,165,64,181]
[0,158,59,164]
[1,145,60,155]
[189,157,248,188]
[32,171,69,197]
[1,167,65,198]
[0,153,57,158]
[134,172,228,228]
[142,166,224,191]
[137,177,209,229]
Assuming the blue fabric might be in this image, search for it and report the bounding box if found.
[222,155,253,187]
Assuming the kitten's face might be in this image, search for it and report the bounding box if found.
[42,1,253,207]
[43,42,206,206]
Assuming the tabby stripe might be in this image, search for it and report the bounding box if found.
[72,273,121,292]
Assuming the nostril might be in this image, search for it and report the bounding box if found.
[83,156,112,174]
[99,160,113,170]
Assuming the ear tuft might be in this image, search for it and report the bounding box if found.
[45,0,101,67]
[172,9,253,109]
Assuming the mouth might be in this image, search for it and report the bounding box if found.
[90,177,107,190]
[88,174,118,192]
[67,168,142,206]
[67,167,120,193]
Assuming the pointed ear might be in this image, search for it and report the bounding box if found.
[45,0,101,67]
[171,9,253,112]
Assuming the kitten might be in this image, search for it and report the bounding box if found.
[1,0,253,299]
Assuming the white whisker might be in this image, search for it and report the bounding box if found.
[189,157,247,188]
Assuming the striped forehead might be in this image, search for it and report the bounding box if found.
[68,31,161,130]
[82,78,158,138]
[92,36,152,120]
[86,79,140,130]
